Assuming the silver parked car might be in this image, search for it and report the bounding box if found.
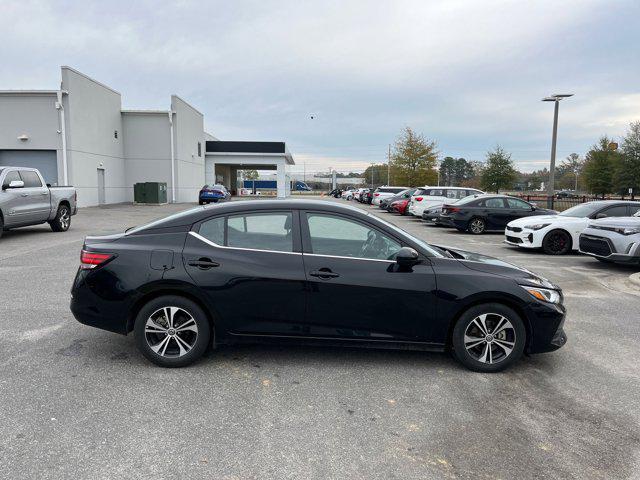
[579,209,640,264]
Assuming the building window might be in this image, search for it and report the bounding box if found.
[198,142,202,157]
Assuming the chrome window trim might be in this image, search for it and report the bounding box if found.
[189,231,301,256]
[303,252,396,263]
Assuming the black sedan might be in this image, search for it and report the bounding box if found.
[439,194,556,234]
[70,200,566,372]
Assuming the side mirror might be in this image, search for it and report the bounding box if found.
[396,247,420,267]
[3,180,24,190]
[595,213,607,219]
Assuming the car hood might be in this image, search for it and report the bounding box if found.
[588,216,640,228]
[507,214,582,227]
[433,244,558,289]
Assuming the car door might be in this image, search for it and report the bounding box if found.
[0,170,26,227]
[481,198,509,229]
[505,197,535,223]
[183,210,307,336]
[18,170,50,223]
[300,211,438,342]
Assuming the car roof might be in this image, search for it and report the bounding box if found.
[135,199,373,231]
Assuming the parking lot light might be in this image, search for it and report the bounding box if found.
[542,94,574,208]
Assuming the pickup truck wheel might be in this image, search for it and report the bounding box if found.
[49,205,71,232]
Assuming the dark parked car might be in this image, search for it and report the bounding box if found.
[439,194,556,234]
[363,189,374,204]
[198,184,231,204]
[71,200,566,372]
[379,188,416,211]
[328,188,343,198]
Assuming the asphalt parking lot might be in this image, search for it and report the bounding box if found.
[1,198,640,480]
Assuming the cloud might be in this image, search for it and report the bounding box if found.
[0,0,638,173]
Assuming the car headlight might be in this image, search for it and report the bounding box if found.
[524,223,550,231]
[520,285,561,304]
[616,227,640,235]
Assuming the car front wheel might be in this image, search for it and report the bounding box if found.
[542,230,572,255]
[452,303,526,372]
[134,295,211,367]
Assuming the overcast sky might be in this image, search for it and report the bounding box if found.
[1,0,639,174]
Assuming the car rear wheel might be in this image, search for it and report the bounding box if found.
[468,217,486,234]
[452,303,526,372]
[542,230,572,255]
[49,204,71,232]
[134,295,211,367]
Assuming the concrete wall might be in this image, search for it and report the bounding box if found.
[62,67,127,207]
[171,95,204,203]
[0,92,63,183]
[122,112,172,199]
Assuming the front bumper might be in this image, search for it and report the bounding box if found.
[524,300,567,354]
[503,227,543,249]
[579,232,640,264]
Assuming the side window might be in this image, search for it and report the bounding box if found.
[2,171,21,189]
[306,214,402,261]
[485,198,506,208]
[198,216,225,245]
[506,198,531,209]
[227,212,293,252]
[20,171,42,188]
[599,205,629,218]
[428,189,443,197]
[445,190,458,199]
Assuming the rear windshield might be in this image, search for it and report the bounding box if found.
[125,207,199,235]
[559,203,602,217]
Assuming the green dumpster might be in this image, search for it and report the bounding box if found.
[134,182,167,204]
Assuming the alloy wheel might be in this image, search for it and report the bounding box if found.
[546,231,569,254]
[145,306,199,358]
[463,313,516,364]
[469,218,485,234]
[59,208,70,229]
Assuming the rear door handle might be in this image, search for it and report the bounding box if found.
[188,258,220,269]
[309,269,340,279]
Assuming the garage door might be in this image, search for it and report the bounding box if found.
[0,150,58,185]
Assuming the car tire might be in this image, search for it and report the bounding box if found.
[198,200,204,205]
[452,303,526,373]
[542,230,572,255]
[134,295,211,368]
[49,204,71,232]
[468,217,486,234]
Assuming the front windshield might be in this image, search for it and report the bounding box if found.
[559,203,600,217]
[125,206,200,234]
[367,212,444,257]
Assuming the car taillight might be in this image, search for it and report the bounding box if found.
[374,193,380,196]
[80,250,114,270]
[445,206,460,213]
[415,197,423,201]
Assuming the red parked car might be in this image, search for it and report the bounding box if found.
[390,199,410,215]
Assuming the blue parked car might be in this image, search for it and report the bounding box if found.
[198,184,231,205]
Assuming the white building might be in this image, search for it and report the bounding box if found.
[0,66,294,207]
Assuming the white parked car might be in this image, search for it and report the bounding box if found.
[341,189,356,200]
[579,210,640,264]
[371,186,408,206]
[408,186,484,216]
[504,200,640,255]
[353,187,368,201]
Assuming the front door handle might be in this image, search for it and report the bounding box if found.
[188,258,220,270]
[309,269,340,279]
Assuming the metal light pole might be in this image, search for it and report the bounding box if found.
[387,144,391,185]
[542,94,573,207]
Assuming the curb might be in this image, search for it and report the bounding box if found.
[629,272,640,288]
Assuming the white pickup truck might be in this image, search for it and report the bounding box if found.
[0,167,77,239]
